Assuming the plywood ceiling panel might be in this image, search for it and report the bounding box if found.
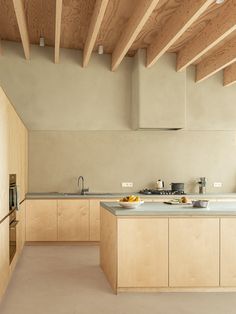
[60,0,96,50]
[0,0,235,85]
[0,0,229,53]
[0,0,20,42]
[96,0,138,54]
[24,0,55,46]
[168,1,222,52]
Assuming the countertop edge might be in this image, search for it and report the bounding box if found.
[26,193,236,200]
[100,202,236,217]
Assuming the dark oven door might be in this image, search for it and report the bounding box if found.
[9,217,19,264]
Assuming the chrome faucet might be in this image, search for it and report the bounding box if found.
[198,177,207,194]
[78,176,89,195]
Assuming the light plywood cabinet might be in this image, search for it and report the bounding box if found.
[26,200,58,241]
[0,218,9,301]
[0,87,28,300]
[8,105,28,203]
[0,88,9,221]
[89,200,101,241]
[118,218,168,288]
[89,199,119,241]
[220,218,236,286]
[100,207,117,292]
[17,201,26,254]
[58,200,89,241]
[169,218,219,287]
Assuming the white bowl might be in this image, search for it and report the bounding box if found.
[118,201,144,209]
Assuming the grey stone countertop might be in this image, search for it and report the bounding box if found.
[26,192,236,200]
[101,201,236,216]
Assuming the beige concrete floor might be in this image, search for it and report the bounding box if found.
[0,246,236,314]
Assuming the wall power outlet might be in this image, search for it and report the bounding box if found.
[213,182,222,188]
[122,182,133,188]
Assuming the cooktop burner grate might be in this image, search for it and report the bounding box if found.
[140,189,186,195]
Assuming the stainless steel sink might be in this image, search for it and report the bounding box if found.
[83,192,118,196]
[62,192,121,196]
[62,193,81,196]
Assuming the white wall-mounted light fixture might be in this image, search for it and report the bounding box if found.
[39,37,45,47]
[98,45,104,55]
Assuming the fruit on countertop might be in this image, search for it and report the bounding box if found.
[120,195,141,202]
[181,196,189,203]
[170,197,190,204]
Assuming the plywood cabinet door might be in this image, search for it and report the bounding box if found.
[89,200,101,241]
[8,104,28,203]
[58,200,89,241]
[26,200,58,241]
[221,218,236,286]
[0,88,9,221]
[17,201,26,254]
[169,218,219,287]
[118,218,168,288]
[0,218,9,300]
[89,199,119,241]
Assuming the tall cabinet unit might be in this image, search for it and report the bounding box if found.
[0,87,28,301]
[8,103,28,203]
[0,88,9,221]
[0,87,9,300]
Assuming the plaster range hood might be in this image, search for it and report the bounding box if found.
[132,50,186,131]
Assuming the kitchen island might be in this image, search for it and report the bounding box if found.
[100,201,236,293]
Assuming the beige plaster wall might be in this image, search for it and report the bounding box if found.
[1,42,236,193]
[0,41,132,131]
[29,130,236,193]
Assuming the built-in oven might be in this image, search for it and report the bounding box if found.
[9,209,18,264]
[9,174,19,264]
[9,174,19,211]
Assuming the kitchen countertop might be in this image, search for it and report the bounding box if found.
[101,201,236,216]
[26,192,236,200]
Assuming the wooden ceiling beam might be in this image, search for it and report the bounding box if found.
[177,0,236,72]
[224,63,236,87]
[146,0,213,68]
[12,0,30,60]
[111,0,160,71]
[55,0,63,64]
[83,0,109,67]
[196,36,236,82]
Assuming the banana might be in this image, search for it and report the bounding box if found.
[120,195,141,202]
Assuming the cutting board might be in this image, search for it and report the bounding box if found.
[164,201,192,205]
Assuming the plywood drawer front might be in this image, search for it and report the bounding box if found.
[58,200,89,241]
[118,218,168,288]
[169,218,219,287]
[221,218,236,286]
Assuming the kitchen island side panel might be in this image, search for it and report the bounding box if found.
[100,207,117,292]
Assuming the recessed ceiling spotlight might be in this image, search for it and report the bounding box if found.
[98,45,104,55]
[215,0,224,4]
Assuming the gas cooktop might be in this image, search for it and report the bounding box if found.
[140,189,186,195]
